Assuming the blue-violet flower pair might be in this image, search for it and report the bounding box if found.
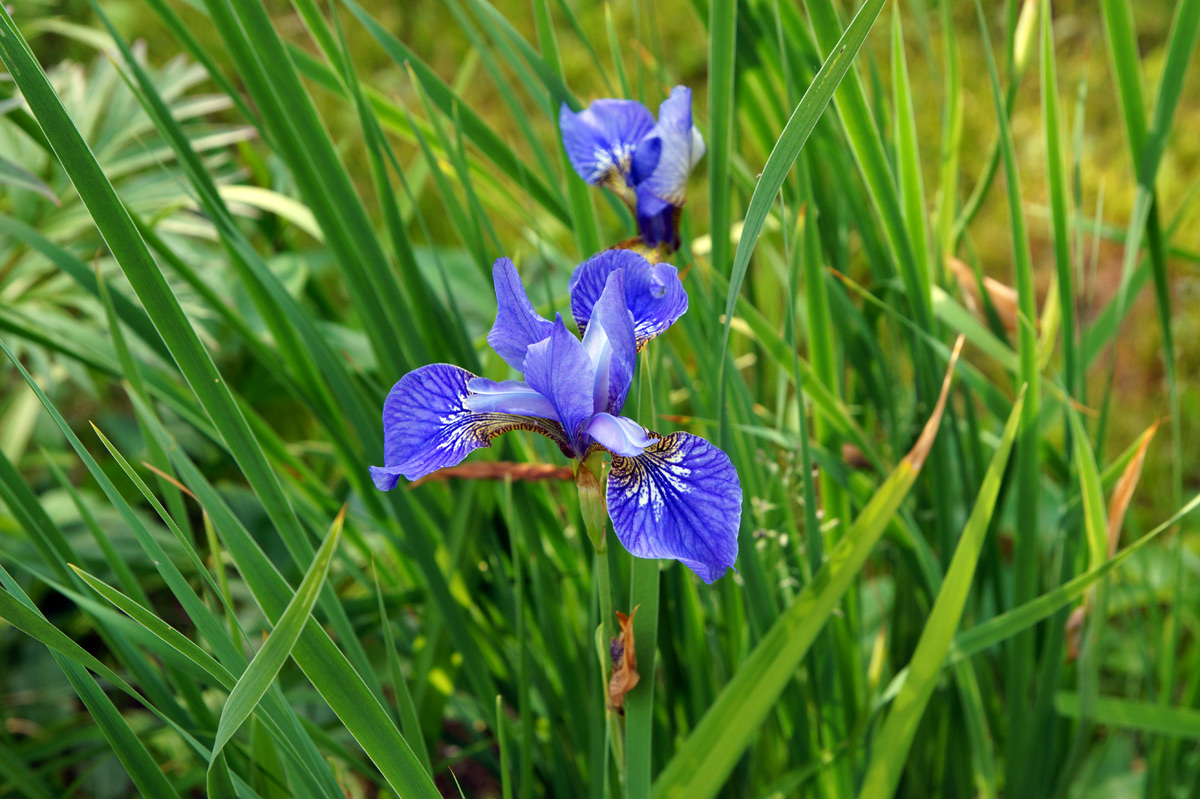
[560,87,704,254]
[370,250,741,583]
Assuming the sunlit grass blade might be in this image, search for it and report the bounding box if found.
[934,0,961,260]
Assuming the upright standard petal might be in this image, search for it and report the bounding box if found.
[632,86,705,206]
[370,364,570,488]
[581,270,637,415]
[607,432,742,583]
[570,249,688,347]
[487,258,554,372]
[522,317,596,456]
[559,100,655,187]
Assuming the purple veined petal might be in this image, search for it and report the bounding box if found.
[637,86,705,206]
[370,364,571,488]
[587,413,653,457]
[463,378,557,419]
[559,100,655,186]
[630,134,662,187]
[607,432,742,583]
[580,270,636,415]
[634,184,680,252]
[487,257,555,372]
[521,317,595,457]
[570,249,688,348]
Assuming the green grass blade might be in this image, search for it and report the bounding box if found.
[653,341,961,799]
[72,566,238,689]
[891,8,931,307]
[1054,694,1200,739]
[340,0,570,225]
[806,0,928,334]
[973,5,1042,774]
[718,0,887,414]
[1040,0,1074,398]
[124,389,443,799]
[625,557,661,799]
[209,509,345,765]
[374,566,432,775]
[708,0,737,279]
[951,491,1200,660]
[934,0,962,262]
[858,386,1025,799]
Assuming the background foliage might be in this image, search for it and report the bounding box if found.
[1,0,1199,797]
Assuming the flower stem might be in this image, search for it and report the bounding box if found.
[577,458,623,794]
[624,556,659,799]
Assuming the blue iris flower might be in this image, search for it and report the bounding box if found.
[370,250,741,583]
[560,87,705,253]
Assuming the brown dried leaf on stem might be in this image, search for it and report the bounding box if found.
[1066,422,1158,660]
[947,256,1020,332]
[904,335,965,471]
[1106,422,1158,557]
[409,461,574,488]
[608,606,640,713]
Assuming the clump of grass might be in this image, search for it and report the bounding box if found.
[0,1,1197,798]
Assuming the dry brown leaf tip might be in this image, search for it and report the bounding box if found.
[608,606,641,712]
[947,256,1020,332]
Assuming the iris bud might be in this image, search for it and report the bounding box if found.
[576,457,608,552]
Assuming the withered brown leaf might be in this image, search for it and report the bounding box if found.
[608,606,640,712]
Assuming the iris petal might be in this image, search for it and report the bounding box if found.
[587,413,653,457]
[635,86,704,206]
[521,317,595,456]
[570,249,688,348]
[463,378,557,418]
[580,270,636,415]
[559,100,655,186]
[370,364,571,488]
[634,185,679,251]
[607,432,742,583]
[487,257,555,372]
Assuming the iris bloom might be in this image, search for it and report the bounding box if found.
[560,87,705,253]
[370,250,741,582]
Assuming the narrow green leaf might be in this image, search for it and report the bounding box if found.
[210,508,345,764]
